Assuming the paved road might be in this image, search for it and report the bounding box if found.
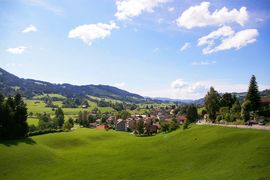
[196,122,270,131]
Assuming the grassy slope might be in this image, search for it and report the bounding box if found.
[1,125,270,180]
[32,94,67,100]
[27,117,39,126]
[25,99,115,116]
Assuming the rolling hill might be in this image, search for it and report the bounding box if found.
[0,125,270,179]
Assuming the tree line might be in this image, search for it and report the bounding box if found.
[0,94,28,139]
[204,75,269,122]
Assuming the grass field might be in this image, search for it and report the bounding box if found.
[27,117,39,126]
[1,125,270,179]
[32,93,67,100]
[25,99,115,116]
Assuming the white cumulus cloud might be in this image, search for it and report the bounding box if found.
[176,2,248,29]
[197,26,234,46]
[68,22,119,45]
[170,79,208,98]
[180,42,191,51]
[115,0,169,20]
[212,29,258,53]
[198,26,258,54]
[6,46,27,54]
[22,25,37,33]
[171,79,188,89]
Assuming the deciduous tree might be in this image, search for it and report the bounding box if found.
[204,87,220,121]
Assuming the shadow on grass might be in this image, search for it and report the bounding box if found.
[0,137,36,147]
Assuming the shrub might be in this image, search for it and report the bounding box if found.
[28,129,64,136]
[63,120,73,130]
[169,121,178,132]
[29,124,37,132]
[216,115,223,122]
[183,121,189,130]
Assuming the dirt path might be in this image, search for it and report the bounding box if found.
[196,122,270,131]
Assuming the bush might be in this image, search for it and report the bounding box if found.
[183,121,189,130]
[28,129,64,136]
[63,120,73,130]
[169,121,178,132]
[225,113,231,121]
[29,124,37,132]
[183,121,190,130]
[233,120,245,125]
[216,115,223,122]
[160,121,169,133]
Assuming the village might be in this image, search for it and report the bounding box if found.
[79,106,194,135]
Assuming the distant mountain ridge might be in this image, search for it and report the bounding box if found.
[0,67,146,103]
[149,97,205,105]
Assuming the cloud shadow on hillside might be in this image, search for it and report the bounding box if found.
[0,138,36,147]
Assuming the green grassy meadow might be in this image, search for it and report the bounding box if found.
[1,125,270,179]
[25,99,115,116]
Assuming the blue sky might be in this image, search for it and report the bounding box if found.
[0,0,269,99]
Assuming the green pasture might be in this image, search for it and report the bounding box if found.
[1,125,269,179]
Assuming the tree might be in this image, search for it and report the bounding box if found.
[219,107,230,116]
[245,75,261,112]
[0,94,28,139]
[77,111,92,127]
[64,120,73,130]
[231,99,241,114]
[201,109,207,119]
[118,110,131,120]
[160,121,169,133]
[55,107,64,127]
[0,93,4,103]
[220,93,235,108]
[204,87,220,121]
[241,100,251,122]
[230,99,241,121]
[0,93,4,137]
[113,103,124,111]
[186,105,198,123]
[13,94,28,137]
[68,117,74,126]
[168,119,178,132]
[136,119,144,135]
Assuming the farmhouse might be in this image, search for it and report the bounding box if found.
[106,116,115,124]
[96,119,102,125]
[81,104,87,108]
[89,122,97,128]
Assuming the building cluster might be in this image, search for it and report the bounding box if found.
[90,109,186,133]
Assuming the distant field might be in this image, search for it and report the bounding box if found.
[27,117,39,126]
[25,99,115,116]
[1,125,269,179]
[32,93,66,100]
